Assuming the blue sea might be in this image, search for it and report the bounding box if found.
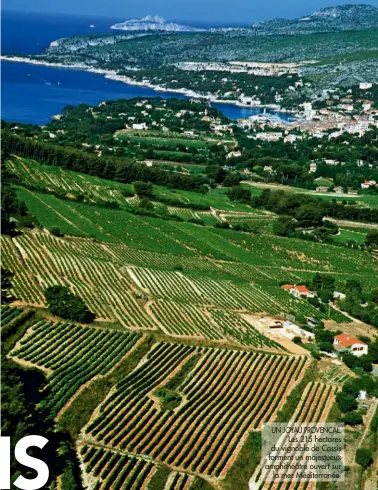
[1,10,292,124]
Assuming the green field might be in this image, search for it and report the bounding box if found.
[3,151,378,490]
[333,229,367,245]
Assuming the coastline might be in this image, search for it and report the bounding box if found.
[1,55,295,116]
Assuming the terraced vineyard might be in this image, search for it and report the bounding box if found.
[85,342,309,478]
[11,318,141,418]
[4,142,376,490]
[79,444,197,490]
[164,471,195,489]
[250,381,337,490]
[79,446,158,490]
[1,229,352,352]
[7,158,133,205]
[129,266,350,323]
[1,234,286,348]
[1,235,44,305]
[0,305,22,327]
[1,234,156,329]
[150,299,283,349]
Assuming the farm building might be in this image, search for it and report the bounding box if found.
[262,316,315,342]
[281,284,315,298]
[267,316,286,328]
[333,334,368,357]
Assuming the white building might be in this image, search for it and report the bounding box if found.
[334,334,368,357]
[309,162,317,173]
[226,150,242,159]
[359,82,372,90]
[132,122,148,130]
[333,291,346,300]
[281,284,316,298]
[256,132,282,142]
[302,102,314,121]
[240,95,261,106]
[361,180,377,189]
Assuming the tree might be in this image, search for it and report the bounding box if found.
[45,285,95,324]
[223,173,242,187]
[295,205,323,228]
[342,379,360,398]
[342,352,358,369]
[133,181,154,198]
[335,392,357,413]
[227,185,251,203]
[313,227,332,243]
[318,290,333,303]
[357,355,373,373]
[206,165,226,184]
[311,273,323,292]
[343,411,363,426]
[318,341,333,352]
[355,448,373,468]
[345,279,362,296]
[365,230,378,248]
[272,216,296,237]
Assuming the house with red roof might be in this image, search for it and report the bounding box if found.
[333,334,368,357]
[281,284,315,298]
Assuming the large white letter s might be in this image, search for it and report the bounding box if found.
[14,436,49,490]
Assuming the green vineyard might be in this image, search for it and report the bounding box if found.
[85,342,309,478]
[251,382,337,490]
[80,445,157,490]
[11,318,141,418]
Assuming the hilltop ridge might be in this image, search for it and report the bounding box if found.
[252,4,378,34]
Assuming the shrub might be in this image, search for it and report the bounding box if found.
[138,198,154,210]
[49,226,63,237]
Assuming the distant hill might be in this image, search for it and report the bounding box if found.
[111,15,206,32]
[252,4,378,34]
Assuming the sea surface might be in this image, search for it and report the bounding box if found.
[1,10,293,124]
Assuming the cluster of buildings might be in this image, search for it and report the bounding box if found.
[175,60,302,76]
[259,315,315,343]
[279,284,369,358]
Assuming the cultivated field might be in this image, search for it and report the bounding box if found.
[84,342,309,479]
[4,155,374,490]
[10,317,141,418]
[2,230,354,350]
